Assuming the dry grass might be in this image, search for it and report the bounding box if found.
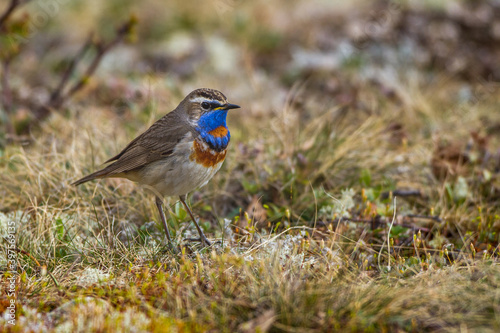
[1,0,500,332]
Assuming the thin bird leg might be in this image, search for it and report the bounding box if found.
[155,197,175,251]
[179,195,212,246]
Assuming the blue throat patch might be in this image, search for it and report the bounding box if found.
[196,109,231,151]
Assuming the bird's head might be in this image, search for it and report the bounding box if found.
[180,88,240,150]
[182,88,240,123]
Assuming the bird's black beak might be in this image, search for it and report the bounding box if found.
[224,103,241,110]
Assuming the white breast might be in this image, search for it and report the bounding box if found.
[128,134,225,197]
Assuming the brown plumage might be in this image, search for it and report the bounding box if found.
[71,110,188,185]
[72,88,231,186]
[72,88,240,249]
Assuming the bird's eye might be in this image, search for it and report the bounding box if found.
[201,102,210,110]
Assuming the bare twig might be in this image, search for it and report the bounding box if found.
[49,33,94,108]
[0,0,25,134]
[0,59,16,136]
[35,17,137,121]
[63,19,136,101]
[11,247,60,288]
[0,0,21,29]
[381,189,422,200]
[12,247,41,266]
[0,0,32,29]
[1,60,12,110]
[383,197,397,271]
[406,214,442,223]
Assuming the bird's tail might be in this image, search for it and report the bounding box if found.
[71,169,108,186]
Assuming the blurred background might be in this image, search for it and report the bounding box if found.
[2,0,499,131]
[1,0,500,331]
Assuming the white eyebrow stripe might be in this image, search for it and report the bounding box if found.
[189,97,207,103]
[189,96,223,105]
[190,97,210,103]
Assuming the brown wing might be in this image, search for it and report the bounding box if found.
[72,110,191,186]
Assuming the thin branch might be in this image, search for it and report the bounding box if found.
[62,19,136,102]
[315,215,431,233]
[13,247,41,266]
[34,17,137,122]
[0,0,31,29]
[13,247,60,288]
[1,60,12,111]
[49,33,94,107]
[381,189,422,200]
[1,59,15,135]
[0,0,20,29]
[406,214,443,223]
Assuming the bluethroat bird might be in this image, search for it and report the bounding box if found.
[72,88,240,247]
